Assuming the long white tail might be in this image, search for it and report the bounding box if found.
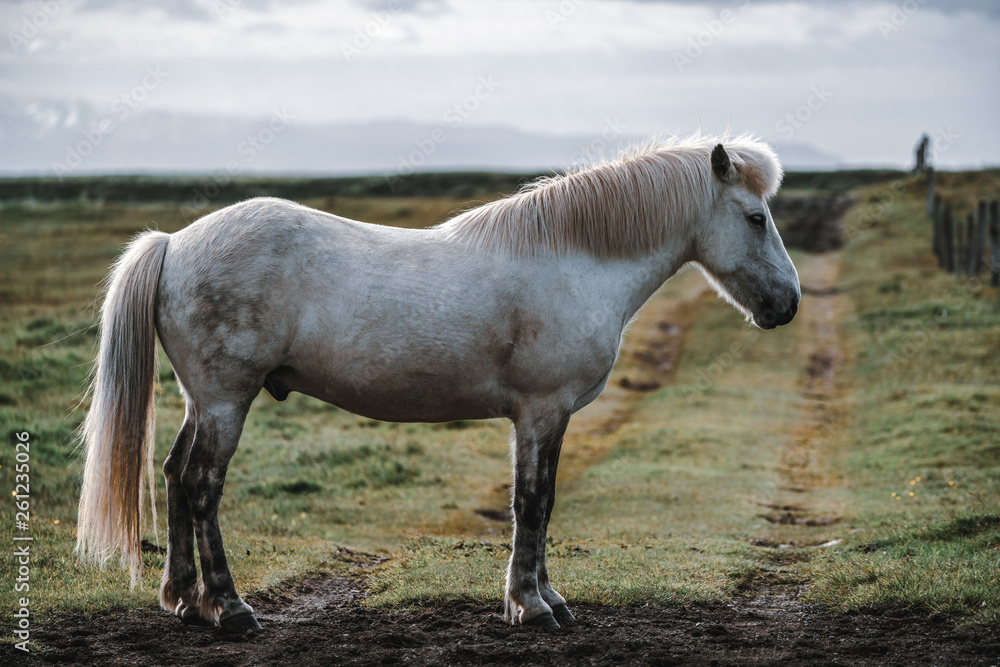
[76,231,170,585]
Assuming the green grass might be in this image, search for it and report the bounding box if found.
[807,513,1000,616]
[780,169,911,194]
[1,169,998,639]
[369,534,761,609]
[0,172,542,204]
[801,171,1000,621]
[0,169,921,204]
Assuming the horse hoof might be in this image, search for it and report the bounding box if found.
[177,604,217,629]
[523,611,561,630]
[220,612,262,636]
[180,612,217,629]
[551,603,576,626]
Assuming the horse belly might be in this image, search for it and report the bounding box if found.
[266,354,506,423]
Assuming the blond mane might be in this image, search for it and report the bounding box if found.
[438,134,782,259]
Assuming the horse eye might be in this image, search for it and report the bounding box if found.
[747,213,766,227]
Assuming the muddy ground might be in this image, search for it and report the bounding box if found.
[11,572,1000,666]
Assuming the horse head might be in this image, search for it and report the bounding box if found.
[693,143,800,329]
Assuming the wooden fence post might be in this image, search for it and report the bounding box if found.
[943,202,955,274]
[932,193,943,265]
[925,167,936,216]
[990,200,999,287]
[976,200,988,277]
[915,134,930,171]
[955,208,965,278]
[965,213,976,277]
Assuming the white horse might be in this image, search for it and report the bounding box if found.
[76,135,799,634]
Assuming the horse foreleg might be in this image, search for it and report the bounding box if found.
[181,403,261,635]
[536,435,575,626]
[505,408,569,630]
[160,413,206,626]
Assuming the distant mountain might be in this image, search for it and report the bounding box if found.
[0,95,843,176]
[769,141,844,172]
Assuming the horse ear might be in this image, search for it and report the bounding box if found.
[711,144,732,182]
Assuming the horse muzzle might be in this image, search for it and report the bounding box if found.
[753,297,799,330]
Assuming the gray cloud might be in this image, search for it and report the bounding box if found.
[1,0,996,172]
[629,0,1000,17]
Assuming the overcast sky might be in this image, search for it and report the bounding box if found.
[2,0,998,171]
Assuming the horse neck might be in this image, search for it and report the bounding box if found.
[630,236,694,319]
[580,219,696,327]
[571,161,706,320]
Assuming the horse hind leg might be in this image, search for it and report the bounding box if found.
[180,399,261,635]
[159,409,209,626]
[505,407,570,630]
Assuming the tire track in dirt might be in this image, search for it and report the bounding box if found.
[745,251,851,604]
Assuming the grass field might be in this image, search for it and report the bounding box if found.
[1,170,998,646]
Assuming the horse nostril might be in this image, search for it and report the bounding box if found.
[779,300,799,325]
